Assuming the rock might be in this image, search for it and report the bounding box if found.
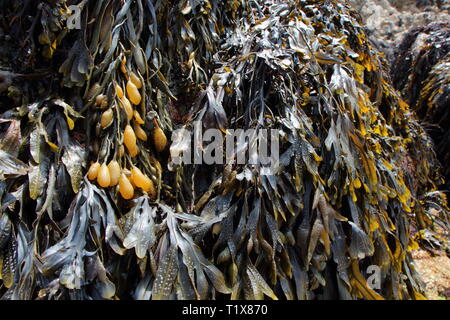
[349,0,450,59]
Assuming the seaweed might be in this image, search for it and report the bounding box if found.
[0,0,447,300]
[391,22,449,250]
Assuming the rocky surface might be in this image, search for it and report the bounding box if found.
[411,249,450,299]
[349,0,450,59]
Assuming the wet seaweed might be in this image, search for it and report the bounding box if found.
[0,0,448,300]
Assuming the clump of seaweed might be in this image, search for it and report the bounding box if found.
[391,22,449,250]
[0,0,447,300]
